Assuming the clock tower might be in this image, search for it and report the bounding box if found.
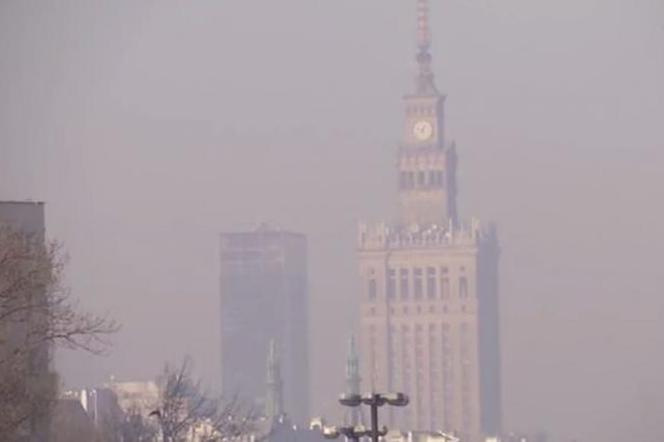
[398,0,457,227]
[357,1,502,441]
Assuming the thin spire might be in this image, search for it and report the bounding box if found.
[345,335,363,426]
[415,0,438,95]
[345,335,361,393]
[417,0,431,50]
[265,339,284,420]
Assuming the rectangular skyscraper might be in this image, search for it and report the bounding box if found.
[219,225,309,425]
[0,201,45,237]
[0,201,51,441]
[357,2,501,441]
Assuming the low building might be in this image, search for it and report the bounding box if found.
[486,433,548,442]
[385,430,461,442]
[107,379,160,416]
[64,387,124,440]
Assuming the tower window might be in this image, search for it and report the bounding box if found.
[400,268,410,299]
[417,171,425,187]
[426,267,436,299]
[441,277,450,299]
[459,276,469,299]
[387,268,396,299]
[437,171,445,188]
[428,171,436,188]
[414,268,423,299]
[401,171,414,190]
[368,278,377,300]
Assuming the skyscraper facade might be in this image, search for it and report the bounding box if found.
[356,2,501,441]
[0,201,52,441]
[0,201,45,238]
[219,225,309,425]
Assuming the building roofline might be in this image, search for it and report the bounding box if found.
[0,200,45,206]
[219,229,306,239]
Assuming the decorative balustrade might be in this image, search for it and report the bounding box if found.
[358,218,491,250]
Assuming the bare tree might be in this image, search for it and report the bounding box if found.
[0,225,119,438]
[152,358,256,442]
[50,399,98,442]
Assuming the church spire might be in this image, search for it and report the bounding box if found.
[265,339,284,420]
[415,0,438,95]
[345,335,362,426]
[345,335,361,395]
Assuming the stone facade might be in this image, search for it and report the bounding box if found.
[356,2,501,441]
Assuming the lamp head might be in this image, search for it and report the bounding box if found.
[339,393,362,407]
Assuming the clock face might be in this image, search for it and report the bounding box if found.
[413,120,434,141]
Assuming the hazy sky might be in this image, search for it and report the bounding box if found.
[1,1,663,441]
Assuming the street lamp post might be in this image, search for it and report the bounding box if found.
[339,392,409,442]
[323,425,370,442]
[321,391,407,442]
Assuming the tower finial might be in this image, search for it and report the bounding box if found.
[415,0,438,95]
[417,0,431,50]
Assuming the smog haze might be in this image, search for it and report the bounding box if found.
[1,1,663,441]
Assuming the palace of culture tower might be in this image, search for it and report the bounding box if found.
[356,1,501,441]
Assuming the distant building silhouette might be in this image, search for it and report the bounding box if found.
[0,201,52,441]
[64,387,123,439]
[0,201,45,236]
[107,379,160,418]
[219,225,309,425]
[356,2,501,441]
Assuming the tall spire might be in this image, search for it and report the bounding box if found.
[345,335,362,426]
[345,335,361,394]
[415,0,437,95]
[417,0,431,50]
[265,339,284,420]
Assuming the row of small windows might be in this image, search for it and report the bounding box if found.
[366,303,473,316]
[407,106,436,116]
[368,267,469,301]
[400,170,445,190]
[389,322,468,334]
